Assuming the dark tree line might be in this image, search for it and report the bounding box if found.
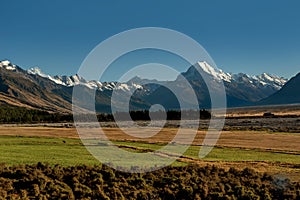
[0,106,73,123]
[127,109,211,121]
[97,109,211,122]
[0,106,212,123]
[75,109,211,122]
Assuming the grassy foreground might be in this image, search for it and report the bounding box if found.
[0,134,300,199]
[113,140,300,164]
[0,136,99,166]
[0,135,299,166]
[0,136,300,171]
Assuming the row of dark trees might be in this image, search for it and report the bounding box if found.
[0,163,299,199]
[0,105,211,123]
[0,106,72,123]
[76,109,211,122]
[117,109,211,121]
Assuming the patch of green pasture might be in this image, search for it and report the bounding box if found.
[0,136,99,166]
[0,136,185,166]
[1,136,299,166]
[113,140,300,164]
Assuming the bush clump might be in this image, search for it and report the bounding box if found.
[0,163,299,199]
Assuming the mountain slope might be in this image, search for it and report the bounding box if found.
[141,62,287,108]
[27,62,287,104]
[0,60,291,113]
[128,62,288,108]
[0,60,148,113]
[0,63,72,113]
[192,62,286,104]
[258,73,300,105]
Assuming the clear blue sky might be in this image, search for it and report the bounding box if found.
[1,0,299,80]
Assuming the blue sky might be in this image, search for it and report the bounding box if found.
[1,0,299,80]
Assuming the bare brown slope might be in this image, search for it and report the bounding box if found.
[0,67,72,113]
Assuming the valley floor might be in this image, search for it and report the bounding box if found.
[0,124,299,182]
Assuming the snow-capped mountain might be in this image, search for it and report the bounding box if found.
[179,61,287,106]
[256,73,287,89]
[27,67,143,92]
[196,61,232,82]
[259,72,300,105]
[0,60,72,113]
[192,61,287,89]
[0,60,17,71]
[25,60,288,108]
[0,59,293,113]
[26,61,287,95]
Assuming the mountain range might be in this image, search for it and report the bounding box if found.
[259,72,300,105]
[0,60,298,113]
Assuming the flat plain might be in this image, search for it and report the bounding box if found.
[0,116,299,181]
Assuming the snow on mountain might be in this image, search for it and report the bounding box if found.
[196,61,232,82]
[24,61,287,95]
[257,73,287,89]
[0,59,292,109]
[259,73,300,105]
[0,60,17,71]
[28,67,68,85]
[27,67,143,92]
[28,67,96,88]
[195,61,287,89]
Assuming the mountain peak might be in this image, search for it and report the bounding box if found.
[194,61,232,82]
[0,59,296,112]
[28,67,70,85]
[0,60,17,71]
[0,60,11,65]
[259,72,300,105]
[196,61,215,74]
[28,67,44,76]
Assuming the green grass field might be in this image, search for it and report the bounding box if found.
[1,135,299,198]
[0,136,99,166]
[113,140,300,164]
[1,135,299,166]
